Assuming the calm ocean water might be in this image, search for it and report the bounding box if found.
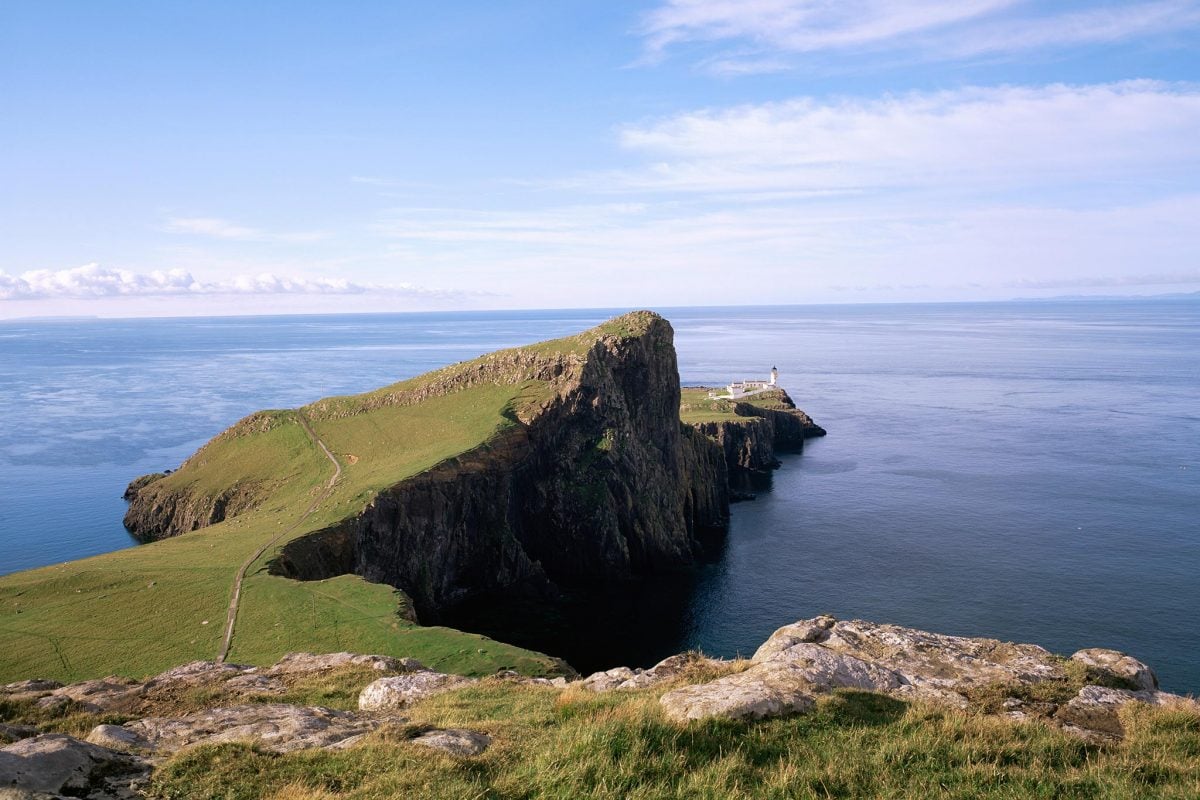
[1,302,1197,690]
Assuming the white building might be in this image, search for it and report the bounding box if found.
[712,367,779,399]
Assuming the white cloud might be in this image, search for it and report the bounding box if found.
[942,1,1200,57]
[163,217,327,243]
[361,193,1200,306]
[638,0,1200,70]
[611,81,1200,195]
[0,264,461,301]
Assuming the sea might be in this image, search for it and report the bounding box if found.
[1,301,1197,691]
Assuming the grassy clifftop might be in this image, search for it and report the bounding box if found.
[0,314,668,684]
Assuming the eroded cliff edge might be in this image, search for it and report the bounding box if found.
[123,311,823,625]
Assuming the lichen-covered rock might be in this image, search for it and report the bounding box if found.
[1070,648,1158,691]
[122,704,394,754]
[358,672,474,711]
[584,653,725,692]
[770,642,902,692]
[412,729,491,756]
[1055,685,1199,740]
[267,652,425,676]
[660,662,816,722]
[0,734,148,798]
[1,680,62,699]
[581,667,637,692]
[817,619,1066,690]
[84,725,151,754]
[657,616,1194,738]
[35,678,140,714]
[752,616,836,662]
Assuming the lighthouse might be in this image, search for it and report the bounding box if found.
[769,366,778,386]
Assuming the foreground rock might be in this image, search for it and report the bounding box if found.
[359,672,475,710]
[660,663,817,722]
[1,651,425,717]
[412,729,492,756]
[660,616,1198,741]
[582,653,721,692]
[114,704,398,755]
[0,734,148,799]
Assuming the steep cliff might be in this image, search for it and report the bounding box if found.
[273,313,730,619]
[121,312,828,628]
[681,388,826,482]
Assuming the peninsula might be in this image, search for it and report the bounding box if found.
[0,311,820,683]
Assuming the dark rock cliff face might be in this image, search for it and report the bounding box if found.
[123,480,264,542]
[274,314,731,621]
[689,391,826,483]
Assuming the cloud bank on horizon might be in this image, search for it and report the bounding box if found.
[2,0,1198,315]
[0,264,459,301]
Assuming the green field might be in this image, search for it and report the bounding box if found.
[0,317,625,682]
[679,387,785,424]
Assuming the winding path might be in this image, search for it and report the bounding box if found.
[216,412,342,663]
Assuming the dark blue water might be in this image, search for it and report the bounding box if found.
[2,303,1197,690]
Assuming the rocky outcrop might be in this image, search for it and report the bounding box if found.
[358,672,475,711]
[657,616,1198,741]
[660,662,817,722]
[123,479,265,542]
[121,473,166,501]
[580,652,720,692]
[0,734,149,799]
[3,652,425,717]
[686,389,826,483]
[119,704,395,755]
[412,729,492,756]
[271,313,732,620]
[0,650,494,788]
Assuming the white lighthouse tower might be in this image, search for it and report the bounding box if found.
[769,366,778,386]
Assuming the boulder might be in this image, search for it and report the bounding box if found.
[85,725,152,754]
[358,672,474,711]
[122,704,397,755]
[0,734,148,798]
[412,729,491,756]
[34,678,140,714]
[770,642,902,692]
[583,654,725,692]
[1070,648,1158,692]
[0,680,62,701]
[660,662,816,722]
[752,616,836,661]
[581,667,636,692]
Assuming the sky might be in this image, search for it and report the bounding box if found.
[2,0,1199,317]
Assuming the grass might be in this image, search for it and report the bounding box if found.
[0,315,664,684]
[5,657,1195,799]
[679,387,787,425]
[138,679,1200,800]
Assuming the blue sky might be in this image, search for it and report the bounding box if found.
[2,0,1199,317]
